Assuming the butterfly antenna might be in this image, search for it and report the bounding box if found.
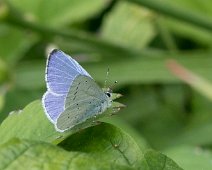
[104,67,110,89]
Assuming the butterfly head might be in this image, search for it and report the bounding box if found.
[104,88,112,100]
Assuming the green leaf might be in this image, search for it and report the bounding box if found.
[59,123,182,170]
[101,1,156,50]
[7,0,107,27]
[0,138,134,170]
[0,137,182,169]
[59,123,144,168]
[165,146,212,170]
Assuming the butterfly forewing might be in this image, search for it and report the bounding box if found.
[43,49,91,123]
[56,75,109,132]
[46,49,90,95]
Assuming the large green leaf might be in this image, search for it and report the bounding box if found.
[58,123,183,170]
[0,136,183,170]
[0,100,183,169]
[7,0,107,27]
[0,139,134,170]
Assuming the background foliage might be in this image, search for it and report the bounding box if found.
[0,0,212,169]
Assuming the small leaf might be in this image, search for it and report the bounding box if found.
[101,1,156,50]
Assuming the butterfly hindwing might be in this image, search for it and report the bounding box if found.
[42,92,66,122]
[56,75,109,132]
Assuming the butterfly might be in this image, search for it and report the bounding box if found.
[42,49,122,132]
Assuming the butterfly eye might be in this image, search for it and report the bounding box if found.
[106,92,111,97]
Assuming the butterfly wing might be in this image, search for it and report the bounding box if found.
[42,49,91,123]
[56,75,110,132]
[42,92,66,122]
[45,49,91,95]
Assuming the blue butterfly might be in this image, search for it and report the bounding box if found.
[42,49,115,132]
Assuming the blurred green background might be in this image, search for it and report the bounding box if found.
[0,0,212,169]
